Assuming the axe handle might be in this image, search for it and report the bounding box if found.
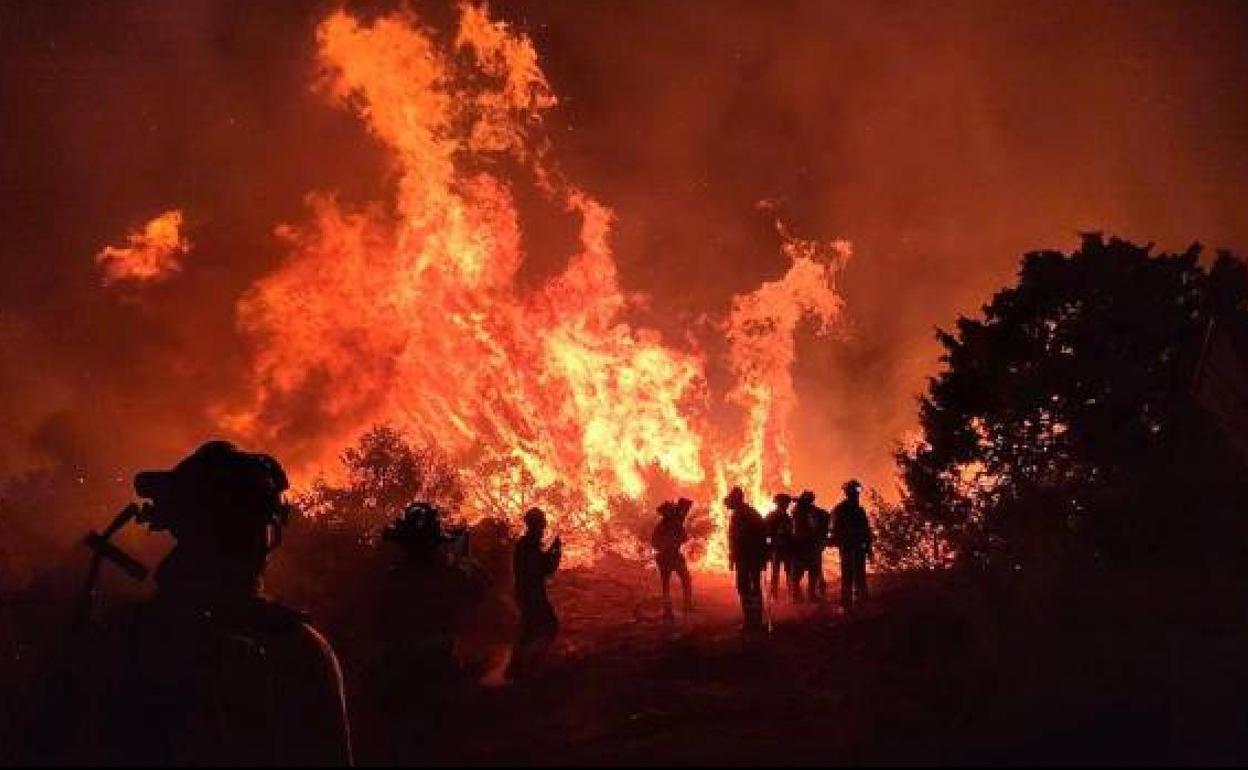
[69,503,149,637]
[70,551,104,634]
[82,532,149,581]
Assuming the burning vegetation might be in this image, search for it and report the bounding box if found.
[105,3,850,567]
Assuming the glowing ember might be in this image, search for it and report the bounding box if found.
[95,209,190,285]
[220,3,848,567]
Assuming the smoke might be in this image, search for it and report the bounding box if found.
[2,0,1247,540]
[500,0,1248,495]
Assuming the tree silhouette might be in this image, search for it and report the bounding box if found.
[460,453,550,527]
[900,235,1248,573]
[297,424,463,540]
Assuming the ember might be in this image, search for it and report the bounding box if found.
[95,209,189,285]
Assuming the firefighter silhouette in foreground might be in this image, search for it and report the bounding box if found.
[97,441,351,766]
[507,507,562,679]
[792,490,831,602]
[831,479,873,610]
[651,498,694,620]
[764,492,796,601]
[373,501,487,700]
[725,486,768,632]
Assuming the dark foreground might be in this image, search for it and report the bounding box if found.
[4,562,1247,765]
[344,566,1248,766]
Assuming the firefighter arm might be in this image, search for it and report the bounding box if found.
[544,537,563,575]
[513,547,526,588]
[284,625,354,766]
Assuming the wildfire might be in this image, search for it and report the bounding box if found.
[707,217,849,565]
[213,2,849,567]
[95,209,190,285]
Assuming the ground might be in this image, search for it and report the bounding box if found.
[342,562,1248,766]
[5,556,1247,765]
[348,565,1012,765]
[461,568,851,764]
[481,567,922,765]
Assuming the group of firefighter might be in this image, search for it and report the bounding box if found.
[65,438,874,765]
[651,480,874,631]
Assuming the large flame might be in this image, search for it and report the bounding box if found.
[706,215,849,565]
[221,3,847,567]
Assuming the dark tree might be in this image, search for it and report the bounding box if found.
[296,424,463,540]
[271,425,467,633]
[900,234,1248,574]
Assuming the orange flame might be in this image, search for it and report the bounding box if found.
[95,209,189,285]
[707,217,850,565]
[223,3,848,568]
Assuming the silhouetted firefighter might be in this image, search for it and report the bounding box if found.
[86,441,352,766]
[764,492,796,601]
[651,497,694,620]
[792,490,830,602]
[831,479,873,610]
[725,486,767,632]
[508,507,561,678]
[373,501,486,700]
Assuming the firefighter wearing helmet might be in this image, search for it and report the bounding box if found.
[507,507,561,678]
[830,478,874,610]
[97,441,351,765]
